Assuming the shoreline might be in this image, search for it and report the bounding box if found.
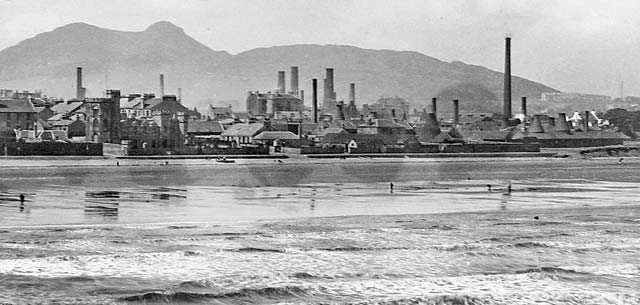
[0,153,636,168]
[1,202,634,230]
[1,142,638,167]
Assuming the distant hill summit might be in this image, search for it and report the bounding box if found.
[0,21,557,111]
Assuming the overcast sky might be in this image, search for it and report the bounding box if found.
[1,0,639,97]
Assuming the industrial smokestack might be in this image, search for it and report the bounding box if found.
[431,97,437,121]
[326,68,334,98]
[554,113,571,133]
[349,83,355,104]
[178,88,182,103]
[160,74,165,97]
[452,99,459,127]
[76,67,84,100]
[312,78,318,123]
[324,68,335,112]
[521,96,527,122]
[529,115,544,133]
[503,37,512,122]
[323,78,328,108]
[277,70,285,94]
[290,66,299,96]
[584,111,590,131]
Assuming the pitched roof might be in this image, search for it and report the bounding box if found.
[39,130,69,142]
[50,101,83,114]
[36,117,51,129]
[316,127,347,137]
[121,97,144,109]
[359,118,406,129]
[145,98,189,113]
[47,113,64,122]
[395,120,414,130]
[208,105,232,114]
[332,119,360,130]
[0,99,36,113]
[220,123,265,137]
[50,119,73,127]
[142,97,163,109]
[254,131,299,140]
[187,120,224,134]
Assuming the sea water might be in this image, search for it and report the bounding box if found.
[0,158,638,304]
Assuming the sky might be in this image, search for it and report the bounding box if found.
[1,0,639,97]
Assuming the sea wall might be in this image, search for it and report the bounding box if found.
[2,142,103,156]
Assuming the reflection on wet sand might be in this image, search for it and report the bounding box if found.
[0,192,32,214]
[1,159,640,226]
[84,191,120,219]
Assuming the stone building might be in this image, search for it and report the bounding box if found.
[0,98,37,130]
[246,92,304,117]
[85,90,120,143]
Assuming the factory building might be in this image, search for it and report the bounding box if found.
[246,68,304,117]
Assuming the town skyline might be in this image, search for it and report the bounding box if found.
[0,0,638,98]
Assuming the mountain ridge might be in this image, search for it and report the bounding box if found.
[0,21,558,112]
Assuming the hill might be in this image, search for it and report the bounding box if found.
[0,21,558,112]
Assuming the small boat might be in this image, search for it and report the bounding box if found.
[215,157,235,163]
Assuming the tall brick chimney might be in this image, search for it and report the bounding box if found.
[290,66,299,96]
[323,68,335,112]
[160,74,165,97]
[521,96,527,122]
[277,70,285,94]
[431,97,437,120]
[452,99,459,127]
[584,111,590,131]
[312,78,318,123]
[503,37,512,122]
[349,83,355,104]
[76,67,84,100]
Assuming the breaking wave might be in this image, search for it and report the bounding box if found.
[120,285,310,302]
[511,241,551,248]
[514,266,592,276]
[344,295,485,305]
[231,247,286,253]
